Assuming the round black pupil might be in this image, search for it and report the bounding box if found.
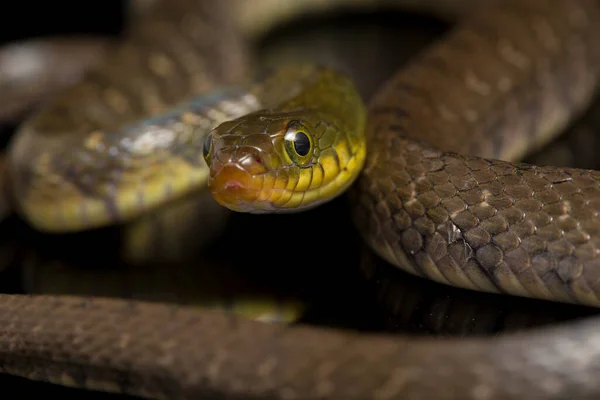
[293,132,310,156]
[203,133,212,159]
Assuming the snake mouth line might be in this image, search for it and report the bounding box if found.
[208,162,354,214]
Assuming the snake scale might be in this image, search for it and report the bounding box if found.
[2,0,600,398]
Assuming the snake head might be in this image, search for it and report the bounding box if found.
[204,109,364,213]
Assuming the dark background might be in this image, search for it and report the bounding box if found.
[0,4,125,45]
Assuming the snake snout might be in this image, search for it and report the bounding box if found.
[208,147,269,211]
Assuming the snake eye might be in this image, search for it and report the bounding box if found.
[203,133,212,162]
[284,121,313,166]
[291,132,311,156]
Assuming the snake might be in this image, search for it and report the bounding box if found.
[2,0,600,398]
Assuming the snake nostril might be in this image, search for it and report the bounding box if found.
[235,150,268,176]
[238,148,263,166]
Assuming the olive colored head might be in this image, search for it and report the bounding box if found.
[204,108,365,213]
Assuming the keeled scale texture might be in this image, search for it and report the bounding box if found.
[352,0,600,306]
[3,294,600,400]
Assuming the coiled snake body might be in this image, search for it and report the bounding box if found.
[3,0,600,399]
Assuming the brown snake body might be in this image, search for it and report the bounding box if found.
[3,0,600,399]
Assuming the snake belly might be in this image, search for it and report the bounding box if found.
[2,1,600,400]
